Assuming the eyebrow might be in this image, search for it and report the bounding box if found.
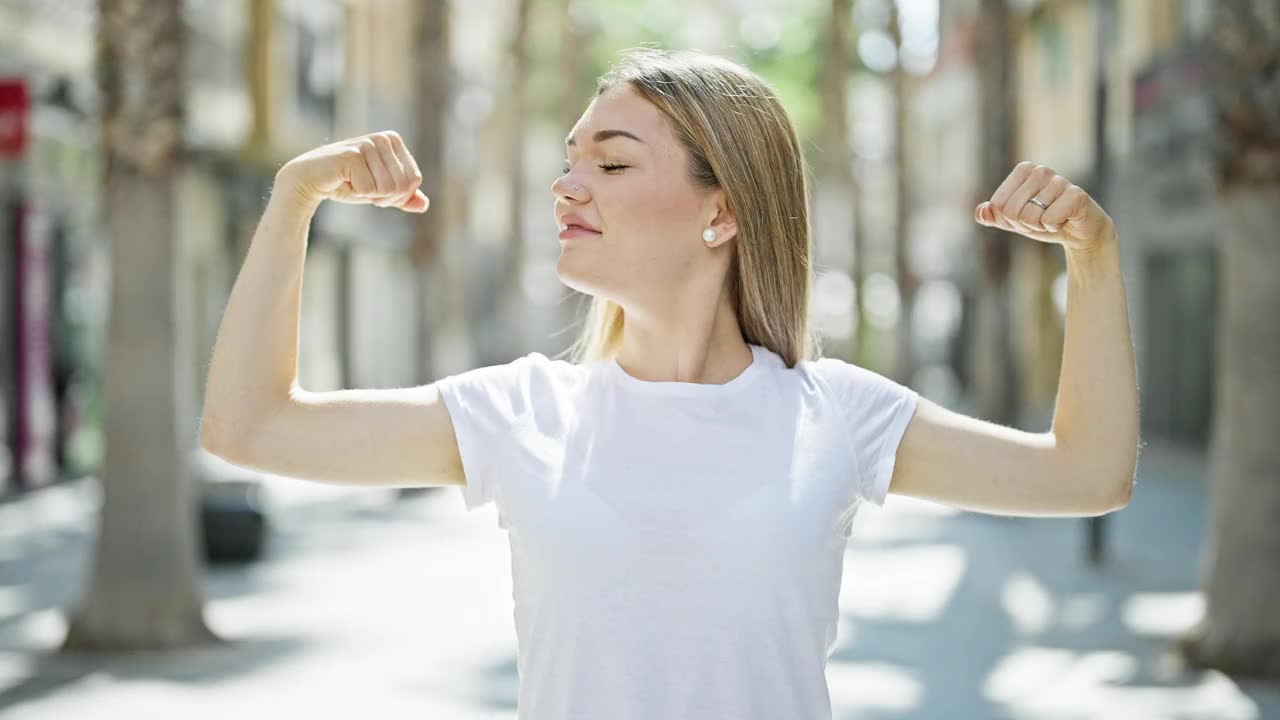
[565,129,647,148]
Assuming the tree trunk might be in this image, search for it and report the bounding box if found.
[63,0,217,651]
[500,0,532,357]
[1177,186,1280,676]
[1179,0,1280,676]
[889,0,916,385]
[411,0,451,383]
[821,0,864,363]
[968,0,1018,424]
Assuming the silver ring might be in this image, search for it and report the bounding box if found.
[1028,197,1049,210]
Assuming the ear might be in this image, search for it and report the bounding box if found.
[706,190,738,246]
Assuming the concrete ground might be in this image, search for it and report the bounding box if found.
[1,442,1277,719]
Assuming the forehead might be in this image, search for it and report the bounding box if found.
[565,86,670,151]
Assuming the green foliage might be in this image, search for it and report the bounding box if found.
[534,1,832,162]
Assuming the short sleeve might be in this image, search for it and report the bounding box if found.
[813,358,920,507]
[434,353,535,514]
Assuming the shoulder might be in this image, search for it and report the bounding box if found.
[436,350,589,410]
[796,355,917,406]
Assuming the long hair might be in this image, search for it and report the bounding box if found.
[560,48,821,369]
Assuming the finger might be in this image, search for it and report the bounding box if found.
[373,132,411,205]
[362,139,396,205]
[974,201,1016,232]
[987,161,1036,226]
[1042,184,1088,231]
[342,146,378,201]
[1004,165,1056,231]
[386,131,424,206]
[399,189,430,213]
[1018,174,1070,228]
[1019,176,1070,231]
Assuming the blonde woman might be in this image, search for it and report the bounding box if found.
[201,48,1138,720]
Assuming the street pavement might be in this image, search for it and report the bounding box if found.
[1,442,1278,719]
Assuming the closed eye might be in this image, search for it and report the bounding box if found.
[561,162,630,174]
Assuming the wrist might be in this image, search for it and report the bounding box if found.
[273,165,324,212]
[1065,225,1121,283]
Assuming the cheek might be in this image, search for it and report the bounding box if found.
[612,179,701,245]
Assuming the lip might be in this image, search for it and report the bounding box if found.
[559,226,602,241]
[558,213,601,233]
[558,213,601,242]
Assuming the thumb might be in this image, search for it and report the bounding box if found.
[398,189,430,213]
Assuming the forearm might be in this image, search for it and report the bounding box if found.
[1050,227,1140,504]
[201,178,321,448]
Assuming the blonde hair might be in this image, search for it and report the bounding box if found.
[560,47,820,369]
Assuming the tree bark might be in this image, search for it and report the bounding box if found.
[63,0,217,651]
[1177,186,1280,676]
[1177,0,1280,678]
[889,0,916,385]
[969,0,1018,424]
[821,0,866,363]
[500,0,533,357]
[411,0,451,383]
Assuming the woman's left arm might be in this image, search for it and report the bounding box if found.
[888,162,1139,517]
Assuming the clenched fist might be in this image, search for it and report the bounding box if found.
[276,131,429,213]
[974,162,1114,252]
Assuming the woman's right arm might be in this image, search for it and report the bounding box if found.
[199,132,464,488]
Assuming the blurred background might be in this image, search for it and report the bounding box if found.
[1,0,1278,718]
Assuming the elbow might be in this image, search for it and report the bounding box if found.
[199,405,261,467]
[1062,445,1137,516]
[1094,458,1137,514]
[1102,473,1134,514]
[200,420,243,466]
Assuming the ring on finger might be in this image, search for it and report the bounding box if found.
[1028,197,1049,210]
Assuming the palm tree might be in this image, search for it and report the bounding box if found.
[1177,0,1280,677]
[63,0,217,651]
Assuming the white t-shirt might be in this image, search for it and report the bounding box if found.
[435,342,919,720]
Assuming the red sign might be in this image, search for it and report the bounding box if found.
[0,78,30,157]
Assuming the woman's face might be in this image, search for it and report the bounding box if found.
[551,86,736,307]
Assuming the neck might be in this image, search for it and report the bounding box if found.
[613,287,750,385]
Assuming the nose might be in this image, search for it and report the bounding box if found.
[551,174,588,201]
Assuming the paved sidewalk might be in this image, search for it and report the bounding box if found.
[0,443,1277,719]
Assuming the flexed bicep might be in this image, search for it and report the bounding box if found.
[888,396,1122,517]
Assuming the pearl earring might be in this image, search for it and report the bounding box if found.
[702,228,717,243]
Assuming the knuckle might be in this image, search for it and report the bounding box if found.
[1016,160,1035,170]
[1033,165,1054,179]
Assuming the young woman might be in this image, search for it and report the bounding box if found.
[201,48,1138,720]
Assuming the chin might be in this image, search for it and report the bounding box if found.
[554,257,615,300]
